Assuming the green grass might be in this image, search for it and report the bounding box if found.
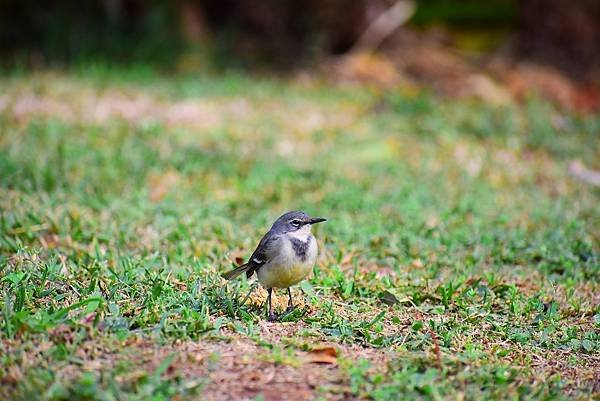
[0,66,599,400]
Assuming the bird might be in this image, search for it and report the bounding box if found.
[222,211,327,321]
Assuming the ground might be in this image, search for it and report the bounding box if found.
[0,67,599,400]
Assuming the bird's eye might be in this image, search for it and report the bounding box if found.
[291,219,301,226]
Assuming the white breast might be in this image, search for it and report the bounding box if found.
[287,224,312,242]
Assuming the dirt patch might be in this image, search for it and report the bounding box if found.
[1,322,395,401]
[3,315,598,400]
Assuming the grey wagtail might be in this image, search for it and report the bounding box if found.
[222,211,327,321]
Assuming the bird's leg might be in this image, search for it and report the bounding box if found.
[285,287,294,313]
[267,288,276,322]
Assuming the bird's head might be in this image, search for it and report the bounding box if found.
[271,210,327,234]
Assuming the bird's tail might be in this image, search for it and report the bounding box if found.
[221,263,249,280]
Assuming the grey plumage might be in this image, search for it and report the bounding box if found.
[222,210,327,321]
[289,236,311,262]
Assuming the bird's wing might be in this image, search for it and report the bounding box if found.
[245,232,279,278]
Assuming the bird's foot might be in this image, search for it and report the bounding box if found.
[267,312,277,322]
[276,305,295,320]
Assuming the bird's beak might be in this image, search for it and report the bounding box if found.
[309,217,327,224]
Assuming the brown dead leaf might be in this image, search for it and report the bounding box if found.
[573,84,600,114]
[303,347,338,365]
[172,279,187,291]
[80,312,97,326]
[339,251,355,267]
[502,62,576,110]
[411,259,424,269]
[49,324,76,344]
[458,74,512,105]
[335,51,403,87]
[227,249,248,267]
[147,169,180,202]
[4,365,23,384]
[39,233,60,249]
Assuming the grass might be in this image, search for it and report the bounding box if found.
[0,66,599,400]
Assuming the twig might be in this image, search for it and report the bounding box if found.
[429,328,442,369]
[351,0,416,53]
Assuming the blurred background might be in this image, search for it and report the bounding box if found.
[1,0,599,113]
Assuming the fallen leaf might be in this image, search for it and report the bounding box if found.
[172,279,187,291]
[340,251,355,267]
[411,259,424,268]
[304,347,338,365]
[379,290,411,305]
[147,169,180,202]
[335,51,403,87]
[379,290,399,305]
[80,312,97,326]
[503,62,576,110]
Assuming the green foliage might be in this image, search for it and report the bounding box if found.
[0,1,183,66]
[411,0,517,27]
